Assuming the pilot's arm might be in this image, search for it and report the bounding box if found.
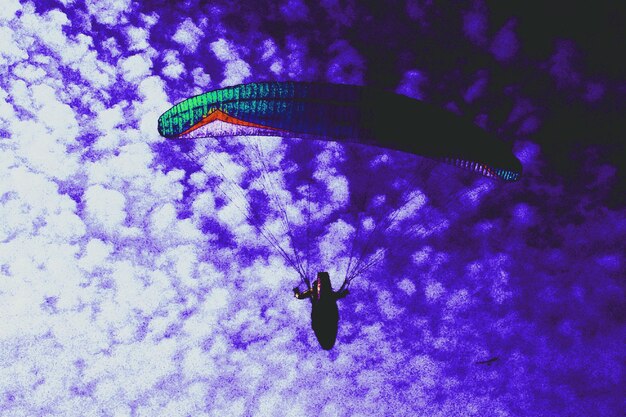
[333,289,349,300]
[293,287,312,299]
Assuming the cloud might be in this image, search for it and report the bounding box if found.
[0,0,20,22]
[547,40,582,88]
[490,19,519,61]
[0,2,623,416]
[173,18,204,53]
[397,69,427,100]
[463,9,488,46]
[126,25,151,51]
[83,184,128,232]
[120,53,153,82]
[0,26,29,65]
[191,66,212,87]
[280,0,309,22]
[210,39,252,86]
[162,50,186,79]
[85,0,131,26]
[326,40,365,84]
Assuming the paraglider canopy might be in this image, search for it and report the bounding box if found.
[158,82,522,182]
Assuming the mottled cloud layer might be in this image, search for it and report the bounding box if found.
[0,1,623,416]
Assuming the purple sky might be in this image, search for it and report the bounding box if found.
[1,1,624,416]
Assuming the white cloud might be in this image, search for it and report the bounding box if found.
[22,9,70,52]
[120,54,153,82]
[397,278,416,295]
[102,37,121,57]
[377,289,404,319]
[261,39,278,60]
[445,288,470,311]
[150,203,204,248]
[78,238,113,270]
[12,63,46,83]
[31,85,80,143]
[59,33,93,66]
[83,184,127,232]
[210,39,252,86]
[40,210,86,242]
[126,25,150,51]
[326,175,349,205]
[411,246,433,265]
[388,190,427,227]
[261,35,284,75]
[424,280,445,301]
[173,18,204,53]
[85,0,131,26]
[210,38,238,61]
[138,75,169,106]
[149,202,176,232]
[162,50,185,79]
[326,40,365,85]
[141,12,159,27]
[2,165,78,227]
[270,60,283,75]
[9,79,31,111]
[192,67,212,87]
[95,102,126,133]
[223,60,252,86]
[317,219,355,276]
[0,0,21,22]
[0,88,16,129]
[132,270,176,316]
[0,26,29,65]
[410,355,440,388]
[255,256,291,290]
[76,51,117,90]
[135,75,170,139]
[216,198,249,229]
[191,190,216,218]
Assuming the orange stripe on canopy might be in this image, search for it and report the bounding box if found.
[177,109,284,137]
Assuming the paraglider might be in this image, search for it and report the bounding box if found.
[293,272,349,350]
[157,81,522,349]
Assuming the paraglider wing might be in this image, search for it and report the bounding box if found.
[158,82,522,182]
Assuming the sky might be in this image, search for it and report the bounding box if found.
[0,1,624,416]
